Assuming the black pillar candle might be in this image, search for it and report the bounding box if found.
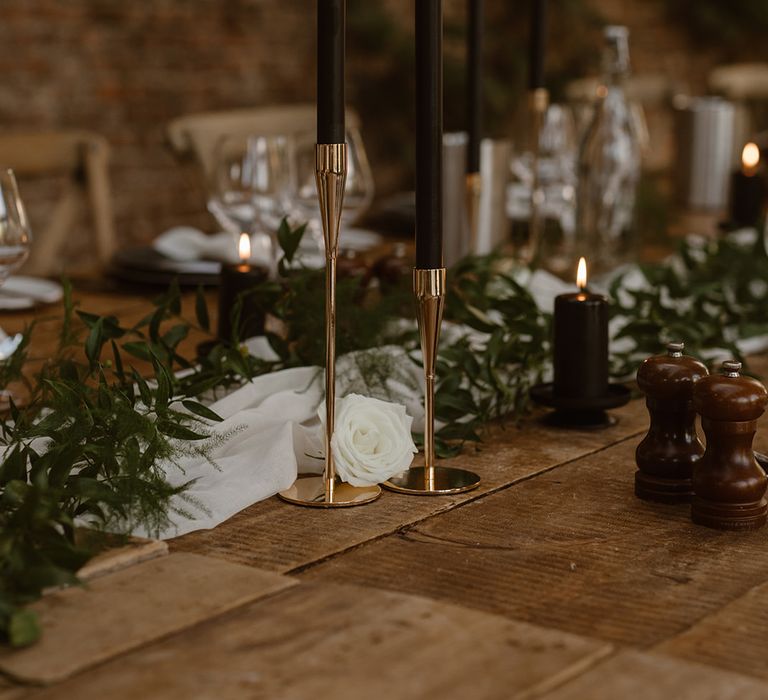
[466,0,483,175]
[218,234,269,342]
[553,258,609,400]
[730,143,766,227]
[317,0,345,144]
[415,0,444,269]
[527,0,547,91]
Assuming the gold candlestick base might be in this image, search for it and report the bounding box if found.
[280,477,381,508]
[279,142,381,508]
[385,466,479,496]
[384,268,480,496]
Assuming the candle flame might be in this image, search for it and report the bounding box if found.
[238,233,251,262]
[742,142,760,172]
[576,257,587,290]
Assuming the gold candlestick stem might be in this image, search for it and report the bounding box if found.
[279,143,381,508]
[384,268,481,496]
[465,171,482,255]
[526,87,549,266]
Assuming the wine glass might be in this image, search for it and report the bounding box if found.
[287,126,375,257]
[207,134,293,271]
[0,169,32,387]
[0,169,31,282]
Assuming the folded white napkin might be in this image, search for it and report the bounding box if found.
[138,366,321,540]
[136,344,423,540]
[153,227,271,265]
[153,225,383,266]
[0,276,64,311]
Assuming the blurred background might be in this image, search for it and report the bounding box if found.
[2,0,768,268]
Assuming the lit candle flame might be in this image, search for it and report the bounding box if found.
[238,233,251,262]
[742,142,760,174]
[577,257,587,290]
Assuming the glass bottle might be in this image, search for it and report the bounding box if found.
[575,25,641,275]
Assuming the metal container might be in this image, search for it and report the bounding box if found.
[674,97,735,211]
[475,138,512,255]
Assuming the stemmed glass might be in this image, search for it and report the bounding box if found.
[0,169,32,388]
[287,126,375,258]
[207,134,293,272]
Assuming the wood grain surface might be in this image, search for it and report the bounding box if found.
[536,650,768,699]
[1,288,767,698]
[21,582,612,700]
[300,436,768,653]
[655,578,768,680]
[0,553,295,685]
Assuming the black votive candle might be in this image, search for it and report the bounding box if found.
[730,172,765,228]
[553,260,609,399]
[415,0,444,269]
[317,0,346,144]
[218,236,269,342]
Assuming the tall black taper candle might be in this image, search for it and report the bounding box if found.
[553,257,609,400]
[317,0,345,144]
[416,0,444,269]
[528,0,547,90]
[466,0,483,175]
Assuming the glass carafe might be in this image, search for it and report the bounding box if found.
[575,25,641,275]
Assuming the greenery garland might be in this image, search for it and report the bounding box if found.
[2,222,767,647]
[610,231,768,377]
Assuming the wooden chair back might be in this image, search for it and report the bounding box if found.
[0,130,116,275]
[709,64,768,153]
[167,104,361,178]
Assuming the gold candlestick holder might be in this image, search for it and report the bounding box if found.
[384,268,481,495]
[526,87,549,266]
[279,143,381,508]
[465,171,482,254]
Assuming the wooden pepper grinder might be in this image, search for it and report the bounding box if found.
[636,342,708,503]
[692,360,768,530]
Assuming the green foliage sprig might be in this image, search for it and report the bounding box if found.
[610,232,768,377]
[0,277,277,647]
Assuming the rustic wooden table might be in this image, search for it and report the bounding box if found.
[1,286,768,699]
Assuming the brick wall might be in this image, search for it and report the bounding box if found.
[0,0,317,260]
[0,0,758,265]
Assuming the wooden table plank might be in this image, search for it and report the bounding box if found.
[76,536,168,583]
[654,579,768,680]
[535,650,768,699]
[300,436,768,650]
[23,581,612,700]
[0,553,295,685]
[171,399,647,573]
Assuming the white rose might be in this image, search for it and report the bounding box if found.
[320,393,417,486]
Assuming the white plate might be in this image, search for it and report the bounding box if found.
[0,276,64,311]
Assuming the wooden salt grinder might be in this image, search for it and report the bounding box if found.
[692,360,768,530]
[636,342,708,502]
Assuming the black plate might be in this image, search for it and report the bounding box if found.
[109,247,221,287]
